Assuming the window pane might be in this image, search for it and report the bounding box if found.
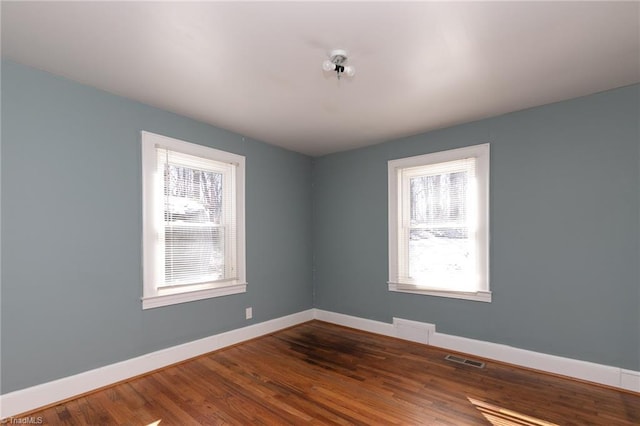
[408,170,473,287]
[164,164,223,224]
[408,228,473,286]
[165,225,225,285]
[163,163,225,286]
[409,171,468,227]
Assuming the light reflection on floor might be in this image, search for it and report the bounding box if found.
[468,397,559,426]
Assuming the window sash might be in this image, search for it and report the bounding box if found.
[398,158,477,291]
[156,147,237,288]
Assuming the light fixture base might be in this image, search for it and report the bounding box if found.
[323,49,355,80]
[329,49,348,66]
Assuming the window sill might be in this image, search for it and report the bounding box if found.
[142,282,247,309]
[388,282,491,303]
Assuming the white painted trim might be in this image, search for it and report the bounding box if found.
[0,309,314,419]
[388,282,492,303]
[621,369,640,392]
[387,143,490,302]
[313,309,395,337]
[312,309,640,393]
[428,331,625,389]
[142,282,247,309]
[141,130,247,310]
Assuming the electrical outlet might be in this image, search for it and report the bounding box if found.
[245,307,253,320]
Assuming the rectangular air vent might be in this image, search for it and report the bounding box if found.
[445,354,485,368]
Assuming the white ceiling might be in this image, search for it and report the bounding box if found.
[2,1,639,156]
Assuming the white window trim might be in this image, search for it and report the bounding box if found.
[388,143,491,303]
[141,131,246,309]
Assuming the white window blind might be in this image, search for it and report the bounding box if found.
[157,148,237,288]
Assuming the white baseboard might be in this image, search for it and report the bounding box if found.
[313,309,640,393]
[428,331,623,388]
[621,369,640,391]
[2,308,637,418]
[314,309,396,337]
[0,309,314,419]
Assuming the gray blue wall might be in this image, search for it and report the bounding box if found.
[313,84,640,371]
[2,60,639,395]
[1,61,313,393]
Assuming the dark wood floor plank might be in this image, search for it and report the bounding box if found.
[7,320,639,425]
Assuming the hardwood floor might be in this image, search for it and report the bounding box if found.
[12,321,640,425]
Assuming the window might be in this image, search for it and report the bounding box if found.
[388,144,490,302]
[142,131,246,309]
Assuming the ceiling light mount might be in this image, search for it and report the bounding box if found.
[322,49,355,80]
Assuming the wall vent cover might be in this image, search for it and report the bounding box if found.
[445,354,485,368]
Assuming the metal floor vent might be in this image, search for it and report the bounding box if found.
[445,354,485,368]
